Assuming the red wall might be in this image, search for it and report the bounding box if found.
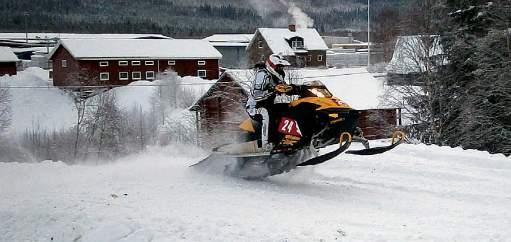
[159,59,219,80]
[0,62,17,76]
[194,74,249,148]
[51,46,220,86]
[357,109,399,140]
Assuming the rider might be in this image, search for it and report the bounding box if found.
[246,54,293,151]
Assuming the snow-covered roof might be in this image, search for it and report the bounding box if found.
[249,28,328,56]
[205,34,254,47]
[387,35,445,74]
[0,47,19,62]
[191,68,388,110]
[49,39,222,60]
[0,33,170,41]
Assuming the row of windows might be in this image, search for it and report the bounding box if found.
[300,55,324,62]
[99,71,155,81]
[99,70,208,81]
[98,60,207,67]
[60,60,208,68]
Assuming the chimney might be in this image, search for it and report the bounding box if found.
[289,24,296,32]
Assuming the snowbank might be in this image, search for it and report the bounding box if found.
[0,68,76,133]
[1,143,510,241]
[0,68,212,134]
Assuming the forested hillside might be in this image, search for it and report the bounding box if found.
[0,0,402,37]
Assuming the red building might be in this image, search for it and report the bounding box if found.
[48,39,222,86]
[190,71,250,147]
[0,47,19,76]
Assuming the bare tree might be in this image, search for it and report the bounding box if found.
[81,91,124,161]
[383,0,448,143]
[0,87,11,134]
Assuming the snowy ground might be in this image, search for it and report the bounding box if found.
[2,142,510,242]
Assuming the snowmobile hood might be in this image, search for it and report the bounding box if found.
[289,97,351,110]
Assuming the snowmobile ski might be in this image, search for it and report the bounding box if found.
[346,131,406,156]
[297,132,352,167]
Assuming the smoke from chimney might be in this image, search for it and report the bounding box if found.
[285,1,314,29]
[247,0,314,29]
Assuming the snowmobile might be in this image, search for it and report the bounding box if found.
[192,80,405,179]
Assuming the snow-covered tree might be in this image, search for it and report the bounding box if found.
[442,0,511,155]
[83,92,124,160]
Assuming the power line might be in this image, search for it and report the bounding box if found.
[0,72,379,89]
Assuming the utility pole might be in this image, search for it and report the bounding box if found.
[24,12,29,43]
[367,0,371,67]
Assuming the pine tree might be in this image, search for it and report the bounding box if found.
[441,0,511,155]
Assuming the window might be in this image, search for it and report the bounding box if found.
[197,70,207,78]
[318,55,323,61]
[291,40,304,49]
[119,61,128,66]
[168,60,176,65]
[61,60,67,68]
[99,61,109,67]
[258,41,263,48]
[100,72,110,81]
[119,72,129,81]
[146,71,155,80]
[198,60,206,65]
[132,61,141,66]
[132,72,141,80]
[145,61,154,66]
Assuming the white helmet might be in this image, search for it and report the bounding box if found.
[266,54,290,82]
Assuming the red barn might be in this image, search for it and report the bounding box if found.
[48,39,222,86]
[0,47,19,76]
[190,71,250,147]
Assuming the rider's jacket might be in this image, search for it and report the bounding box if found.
[251,69,281,101]
[246,69,282,116]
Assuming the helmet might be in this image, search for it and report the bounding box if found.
[266,54,290,82]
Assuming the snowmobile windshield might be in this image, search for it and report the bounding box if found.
[307,87,333,98]
[302,81,333,98]
[303,81,333,98]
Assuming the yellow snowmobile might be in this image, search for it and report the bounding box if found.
[193,80,405,179]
